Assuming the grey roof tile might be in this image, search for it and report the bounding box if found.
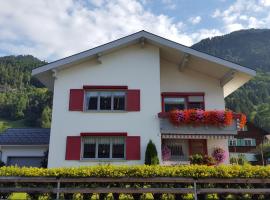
[0,128,50,145]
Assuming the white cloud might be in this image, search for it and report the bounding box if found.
[188,16,202,25]
[260,0,270,6]
[89,0,104,7]
[161,0,177,10]
[211,0,270,33]
[191,29,222,42]
[212,9,222,18]
[0,0,221,61]
[226,23,244,32]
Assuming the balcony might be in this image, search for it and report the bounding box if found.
[158,110,245,137]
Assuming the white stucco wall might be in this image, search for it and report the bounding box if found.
[160,59,225,110]
[48,44,231,168]
[48,44,162,167]
[0,145,48,164]
[207,139,229,164]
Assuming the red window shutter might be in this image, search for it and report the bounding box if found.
[69,89,84,111]
[126,90,140,111]
[126,136,140,160]
[65,136,81,160]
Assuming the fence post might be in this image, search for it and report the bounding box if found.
[193,181,198,200]
[56,179,60,200]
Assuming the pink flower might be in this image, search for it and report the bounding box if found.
[196,110,204,122]
[176,110,185,122]
[216,111,225,123]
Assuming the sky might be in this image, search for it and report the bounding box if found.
[0,0,270,61]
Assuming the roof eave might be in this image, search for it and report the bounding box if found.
[32,30,256,78]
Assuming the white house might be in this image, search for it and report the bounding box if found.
[32,31,255,168]
[0,128,49,167]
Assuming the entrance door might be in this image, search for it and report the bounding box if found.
[189,139,207,155]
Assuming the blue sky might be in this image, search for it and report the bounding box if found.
[0,0,270,61]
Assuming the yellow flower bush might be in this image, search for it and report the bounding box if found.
[0,165,270,178]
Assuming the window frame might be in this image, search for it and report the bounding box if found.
[161,92,205,112]
[84,90,127,112]
[243,138,255,147]
[81,136,126,160]
[229,139,237,146]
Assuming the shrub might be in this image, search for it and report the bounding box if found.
[189,154,204,164]
[189,154,216,165]
[40,150,48,168]
[145,140,159,165]
[230,154,249,165]
[0,160,5,167]
[203,155,216,166]
[0,165,270,178]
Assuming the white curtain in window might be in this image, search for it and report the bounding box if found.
[188,96,204,102]
[111,137,125,144]
[86,92,98,98]
[113,92,125,97]
[100,92,112,97]
[83,137,96,144]
[164,97,185,104]
[83,136,125,144]
[97,137,111,144]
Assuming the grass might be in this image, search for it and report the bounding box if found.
[0,118,28,132]
[9,193,28,200]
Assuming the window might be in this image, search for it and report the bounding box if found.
[235,138,256,147]
[187,96,204,110]
[229,139,237,146]
[164,97,185,112]
[113,92,126,110]
[82,137,125,159]
[85,91,126,111]
[163,93,204,112]
[243,138,256,146]
[162,139,189,161]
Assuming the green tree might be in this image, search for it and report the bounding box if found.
[25,88,52,127]
[41,106,52,128]
[144,140,159,165]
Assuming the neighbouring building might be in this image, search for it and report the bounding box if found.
[229,123,269,164]
[32,30,256,168]
[0,128,50,167]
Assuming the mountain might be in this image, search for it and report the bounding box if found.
[192,29,270,72]
[0,55,52,131]
[192,29,270,132]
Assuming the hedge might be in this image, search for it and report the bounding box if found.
[0,164,270,178]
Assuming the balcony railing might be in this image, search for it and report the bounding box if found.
[158,110,245,136]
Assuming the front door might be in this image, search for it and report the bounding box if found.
[189,139,207,155]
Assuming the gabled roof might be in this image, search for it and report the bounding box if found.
[32,30,256,76]
[0,128,50,145]
[32,30,256,96]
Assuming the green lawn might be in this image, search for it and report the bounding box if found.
[0,118,28,132]
[9,193,28,200]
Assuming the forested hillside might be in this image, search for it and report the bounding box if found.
[0,56,52,131]
[192,29,270,132]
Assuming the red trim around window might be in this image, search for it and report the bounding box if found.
[161,92,205,97]
[83,85,128,90]
[80,132,128,137]
[161,92,205,112]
